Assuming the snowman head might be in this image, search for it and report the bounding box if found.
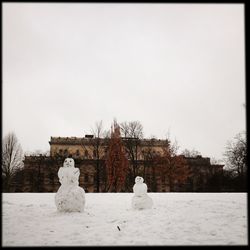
[63,158,75,168]
[135,176,144,184]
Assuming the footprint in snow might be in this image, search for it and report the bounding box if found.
[210,230,217,236]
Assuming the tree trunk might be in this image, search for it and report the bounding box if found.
[96,159,100,192]
[169,176,173,192]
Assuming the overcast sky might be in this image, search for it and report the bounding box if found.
[3,3,245,161]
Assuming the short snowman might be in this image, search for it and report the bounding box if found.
[55,157,85,212]
[132,176,153,210]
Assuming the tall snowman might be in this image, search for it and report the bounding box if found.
[132,176,153,210]
[55,157,85,212]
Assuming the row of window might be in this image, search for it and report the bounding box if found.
[58,149,80,156]
[56,148,162,158]
[57,149,96,157]
[28,173,91,183]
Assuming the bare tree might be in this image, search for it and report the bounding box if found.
[141,138,156,178]
[181,148,201,157]
[222,131,246,191]
[224,131,246,177]
[140,137,160,192]
[210,157,224,165]
[119,121,143,178]
[81,120,109,192]
[2,132,24,192]
[120,121,143,139]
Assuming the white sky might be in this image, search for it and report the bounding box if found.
[2,3,246,160]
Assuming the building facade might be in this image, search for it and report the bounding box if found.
[10,136,224,192]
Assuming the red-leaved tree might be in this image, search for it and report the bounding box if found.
[154,139,191,191]
[105,120,129,192]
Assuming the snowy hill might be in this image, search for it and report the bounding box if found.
[2,193,248,246]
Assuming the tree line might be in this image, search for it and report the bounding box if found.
[2,121,247,192]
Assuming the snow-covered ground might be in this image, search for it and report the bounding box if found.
[2,193,248,246]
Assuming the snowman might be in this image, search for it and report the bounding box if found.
[55,157,85,212]
[132,176,153,210]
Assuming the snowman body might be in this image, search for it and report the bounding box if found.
[132,176,153,210]
[55,158,85,212]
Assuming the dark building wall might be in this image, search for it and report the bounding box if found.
[10,154,223,193]
[16,156,98,193]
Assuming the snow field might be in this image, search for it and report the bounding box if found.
[2,193,248,246]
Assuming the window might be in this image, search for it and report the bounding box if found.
[49,173,54,183]
[29,172,34,183]
[39,173,44,183]
[84,150,89,158]
[162,175,165,183]
[76,150,80,156]
[84,174,89,183]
